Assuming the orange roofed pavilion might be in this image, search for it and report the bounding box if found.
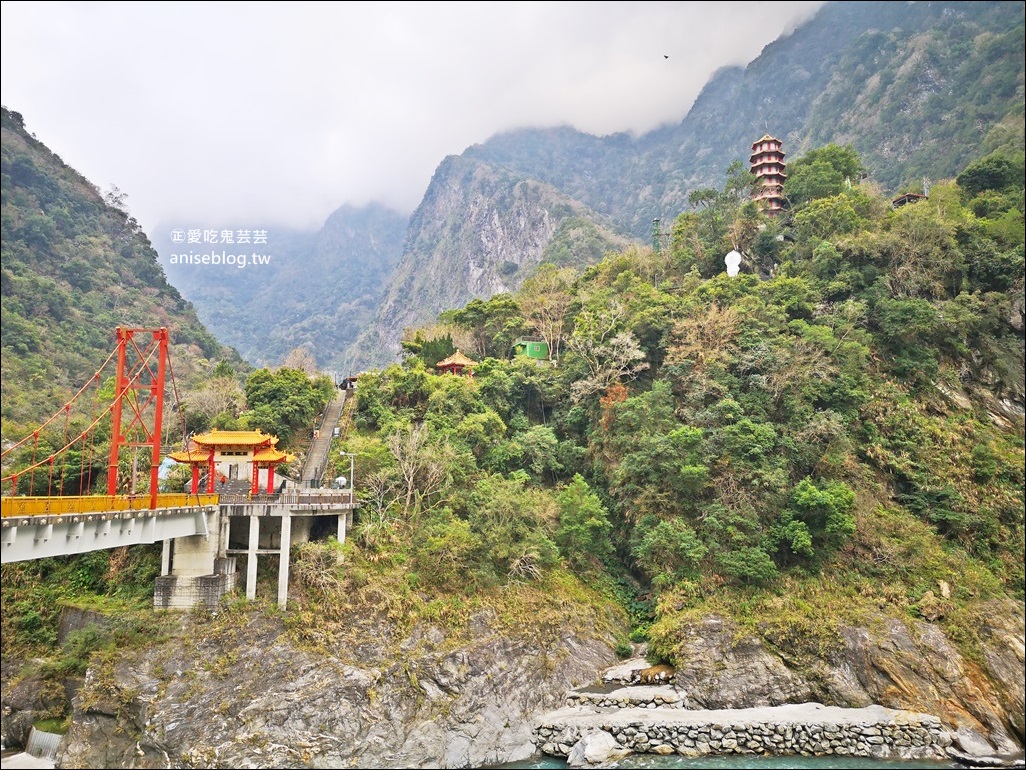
[169,429,294,495]
[435,350,478,376]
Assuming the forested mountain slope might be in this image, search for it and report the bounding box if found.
[353,0,1024,369]
[0,107,238,434]
[468,0,1025,238]
[156,202,408,371]
[334,146,1024,748]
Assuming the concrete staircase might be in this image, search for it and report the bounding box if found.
[302,392,347,488]
[217,478,253,495]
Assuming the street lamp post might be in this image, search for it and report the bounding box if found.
[338,452,355,545]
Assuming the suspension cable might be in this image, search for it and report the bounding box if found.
[166,345,189,447]
[28,431,39,496]
[59,404,71,495]
[0,346,118,460]
[2,381,125,484]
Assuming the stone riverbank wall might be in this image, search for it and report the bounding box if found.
[535,702,952,762]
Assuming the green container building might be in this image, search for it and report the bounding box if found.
[512,337,549,360]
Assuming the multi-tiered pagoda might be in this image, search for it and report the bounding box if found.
[750,134,787,216]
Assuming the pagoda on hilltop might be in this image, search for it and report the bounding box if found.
[169,429,294,495]
[750,134,787,216]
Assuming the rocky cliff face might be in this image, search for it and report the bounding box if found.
[5,600,1022,767]
[54,611,617,769]
[157,202,407,371]
[667,599,1025,758]
[350,155,632,369]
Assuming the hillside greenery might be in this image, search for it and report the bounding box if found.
[324,144,1023,662]
[0,107,342,500]
[1,137,1022,729]
[0,107,243,438]
[0,106,226,500]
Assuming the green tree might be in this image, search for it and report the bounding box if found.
[771,478,856,566]
[517,264,576,360]
[555,474,612,569]
[242,367,332,441]
[956,151,1025,197]
[631,516,707,587]
[401,330,456,370]
[465,473,560,583]
[518,424,564,482]
[785,144,865,209]
[792,192,864,242]
[444,294,525,360]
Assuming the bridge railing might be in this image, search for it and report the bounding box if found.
[1,493,219,518]
[218,491,356,506]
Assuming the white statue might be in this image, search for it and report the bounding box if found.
[725,250,742,277]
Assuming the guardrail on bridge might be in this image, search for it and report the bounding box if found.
[1,494,220,518]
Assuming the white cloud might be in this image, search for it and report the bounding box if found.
[1,1,825,233]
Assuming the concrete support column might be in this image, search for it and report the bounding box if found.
[218,513,229,559]
[246,515,259,601]
[160,539,171,576]
[337,512,347,545]
[277,513,292,611]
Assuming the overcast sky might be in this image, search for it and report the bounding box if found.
[2,1,825,235]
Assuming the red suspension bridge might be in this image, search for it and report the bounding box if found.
[1,327,217,563]
[2,327,359,612]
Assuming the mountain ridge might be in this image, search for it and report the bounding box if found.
[347,0,1024,370]
[0,106,239,433]
[154,201,408,371]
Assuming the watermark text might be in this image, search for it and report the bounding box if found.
[168,250,271,269]
[170,228,268,245]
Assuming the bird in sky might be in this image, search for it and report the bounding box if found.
[664,55,669,59]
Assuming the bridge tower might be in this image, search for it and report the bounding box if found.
[106,327,169,508]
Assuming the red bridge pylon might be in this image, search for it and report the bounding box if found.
[107,327,169,508]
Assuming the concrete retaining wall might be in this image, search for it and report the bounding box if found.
[535,703,952,762]
[153,569,237,609]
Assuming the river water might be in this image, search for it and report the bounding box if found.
[0,746,958,770]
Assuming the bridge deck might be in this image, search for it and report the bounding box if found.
[1,503,216,564]
[1,493,219,518]
[0,491,359,564]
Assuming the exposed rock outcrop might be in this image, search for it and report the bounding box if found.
[55,612,617,769]
[0,659,65,751]
[665,599,1025,758]
[6,600,1022,767]
[538,600,1025,767]
[349,154,633,369]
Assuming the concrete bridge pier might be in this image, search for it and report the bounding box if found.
[158,494,357,610]
[161,538,171,575]
[338,510,350,544]
[278,514,292,611]
[246,514,260,601]
[153,509,237,609]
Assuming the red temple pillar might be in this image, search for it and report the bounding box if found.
[251,462,260,495]
[191,465,199,495]
[206,451,216,494]
[267,464,275,494]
